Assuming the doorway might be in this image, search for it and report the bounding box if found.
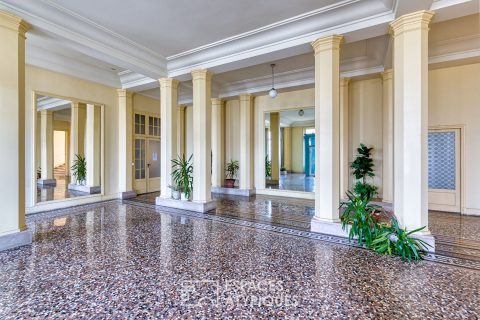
[428,128,461,213]
[134,138,160,194]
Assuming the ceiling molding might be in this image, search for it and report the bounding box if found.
[167,0,395,78]
[27,43,121,88]
[118,70,157,91]
[0,0,167,78]
[37,96,71,111]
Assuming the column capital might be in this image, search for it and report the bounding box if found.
[159,77,179,88]
[381,69,393,81]
[177,105,187,111]
[389,10,434,37]
[117,89,134,99]
[40,109,53,116]
[340,77,351,87]
[211,98,223,106]
[191,69,213,81]
[0,11,30,36]
[311,35,343,54]
[239,93,253,102]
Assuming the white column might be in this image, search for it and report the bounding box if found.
[159,78,179,199]
[70,102,85,172]
[0,11,31,251]
[211,98,224,188]
[311,35,343,235]
[39,110,55,185]
[85,104,101,188]
[270,112,280,181]
[239,94,254,190]
[191,70,213,203]
[177,105,186,158]
[340,77,351,198]
[390,11,435,246]
[117,89,135,199]
[381,69,394,203]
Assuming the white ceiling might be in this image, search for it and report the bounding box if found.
[48,0,339,57]
[0,0,478,98]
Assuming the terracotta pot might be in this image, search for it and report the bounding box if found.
[225,179,235,188]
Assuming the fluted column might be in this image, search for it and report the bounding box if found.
[0,11,31,251]
[270,112,280,181]
[340,77,350,198]
[390,10,435,249]
[211,98,224,187]
[38,110,55,185]
[85,104,101,188]
[117,89,135,199]
[191,70,213,203]
[311,35,343,235]
[381,69,394,203]
[239,94,254,190]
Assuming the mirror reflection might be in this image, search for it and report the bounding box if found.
[265,107,315,192]
[36,94,102,203]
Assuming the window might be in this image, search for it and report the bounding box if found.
[305,128,315,135]
[135,114,146,135]
[149,116,160,137]
[135,139,146,179]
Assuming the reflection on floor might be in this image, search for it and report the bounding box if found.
[130,193,480,261]
[36,176,95,203]
[1,201,478,318]
[266,173,315,192]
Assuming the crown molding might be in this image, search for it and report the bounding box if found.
[26,44,121,89]
[0,0,167,78]
[118,70,156,91]
[37,96,71,111]
[167,0,395,78]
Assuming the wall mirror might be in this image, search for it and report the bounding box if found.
[264,107,315,193]
[35,93,103,203]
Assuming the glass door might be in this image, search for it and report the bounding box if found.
[134,138,147,194]
[146,139,160,192]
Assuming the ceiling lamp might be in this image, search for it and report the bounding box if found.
[298,109,304,116]
[268,63,277,98]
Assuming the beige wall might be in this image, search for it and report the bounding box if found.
[290,126,304,173]
[133,94,159,114]
[429,62,480,214]
[26,65,118,208]
[53,130,66,167]
[348,77,384,194]
[185,105,193,158]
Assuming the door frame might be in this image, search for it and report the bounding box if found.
[428,125,465,214]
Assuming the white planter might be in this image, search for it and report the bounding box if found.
[181,193,189,201]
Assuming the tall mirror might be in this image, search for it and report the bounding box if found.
[265,107,315,192]
[35,94,102,203]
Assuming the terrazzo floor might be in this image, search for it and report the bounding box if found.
[1,201,479,319]
[36,176,97,203]
[266,173,315,192]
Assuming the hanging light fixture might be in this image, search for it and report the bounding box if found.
[268,63,277,98]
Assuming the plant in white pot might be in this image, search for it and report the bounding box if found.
[224,160,239,188]
[168,184,181,200]
[171,154,193,201]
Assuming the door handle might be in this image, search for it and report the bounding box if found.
[147,163,150,167]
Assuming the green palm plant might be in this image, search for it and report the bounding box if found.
[171,154,193,199]
[71,154,87,185]
[265,156,272,178]
[351,143,378,197]
[225,160,239,179]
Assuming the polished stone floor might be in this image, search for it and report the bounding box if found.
[37,176,99,203]
[266,173,315,192]
[1,201,479,319]
[131,193,480,262]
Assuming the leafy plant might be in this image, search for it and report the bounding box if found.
[225,160,239,179]
[280,167,287,171]
[265,156,272,178]
[171,154,193,198]
[351,143,377,198]
[371,217,430,261]
[71,154,86,185]
[340,190,383,246]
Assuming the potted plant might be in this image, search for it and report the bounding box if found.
[71,154,86,185]
[225,160,239,188]
[171,154,193,201]
[280,167,287,175]
[168,184,181,200]
[351,143,378,198]
[265,156,272,179]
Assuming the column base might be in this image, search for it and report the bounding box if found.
[119,190,137,199]
[410,230,436,253]
[212,186,255,197]
[155,197,216,213]
[311,217,348,238]
[0,229,32,252]
[68,184,101,194]
[37,179,56,186]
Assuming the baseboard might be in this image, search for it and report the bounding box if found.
[155,197,216,213]
[0,229,32,252]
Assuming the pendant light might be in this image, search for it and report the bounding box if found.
[268,63,278,98]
